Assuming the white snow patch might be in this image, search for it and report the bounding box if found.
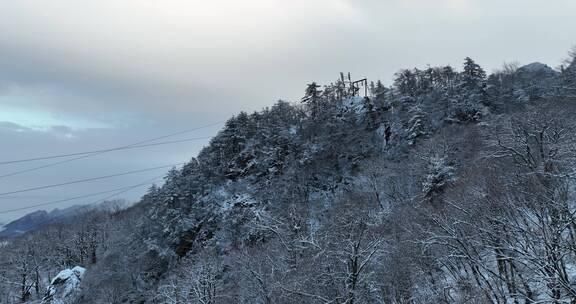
[342,96,366,114]
[214,188,256,212]
[42,266,85,304]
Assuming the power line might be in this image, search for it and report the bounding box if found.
[0,136,213,166]
[0,163,184,197]
[0,121,223,179]
[0,175,164,214]
[0,124,381,197]
[0,108,380,184]
[1,112,380,181]
[2,109,378,168]
[0,110,385,213]
[0,109,377,179]
[84,178,158,207]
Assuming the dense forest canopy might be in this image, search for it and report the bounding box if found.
[1,50,576,303]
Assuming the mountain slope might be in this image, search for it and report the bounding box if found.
[79,59,576,303]
[1,57,576,303]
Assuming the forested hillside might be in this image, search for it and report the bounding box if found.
[2,50,576,303]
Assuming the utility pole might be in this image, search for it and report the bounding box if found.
[351,78,368,97]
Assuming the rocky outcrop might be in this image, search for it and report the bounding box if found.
[42,266,86,304]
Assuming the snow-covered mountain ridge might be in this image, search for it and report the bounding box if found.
[1,57,576,303]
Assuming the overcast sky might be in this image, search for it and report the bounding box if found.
[0,0,575,223]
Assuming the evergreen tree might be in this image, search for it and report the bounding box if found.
[416,67,433,94]
[406,106,426,145]
[443,58,488,123]
[461,57,486,89]
[302,82,322,117]
[422,155,456,204]
[394,69,418,96]
[371,80,390,114]
[370,80,385,98]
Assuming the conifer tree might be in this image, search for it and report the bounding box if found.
[394,69,417,96]
[302,82,322,117]
[461,57,486,89]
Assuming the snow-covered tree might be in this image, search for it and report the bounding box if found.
[421,154,456,203]
[302,82,323,117]
[406,106,427,145]
[394,69,418,96]
[460,57,486,90]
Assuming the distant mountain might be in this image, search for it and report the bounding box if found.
[518,62,556,74]
[0,208,80,238]
[0,201,128,238]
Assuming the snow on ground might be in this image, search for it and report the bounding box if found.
[218,191,256,212]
